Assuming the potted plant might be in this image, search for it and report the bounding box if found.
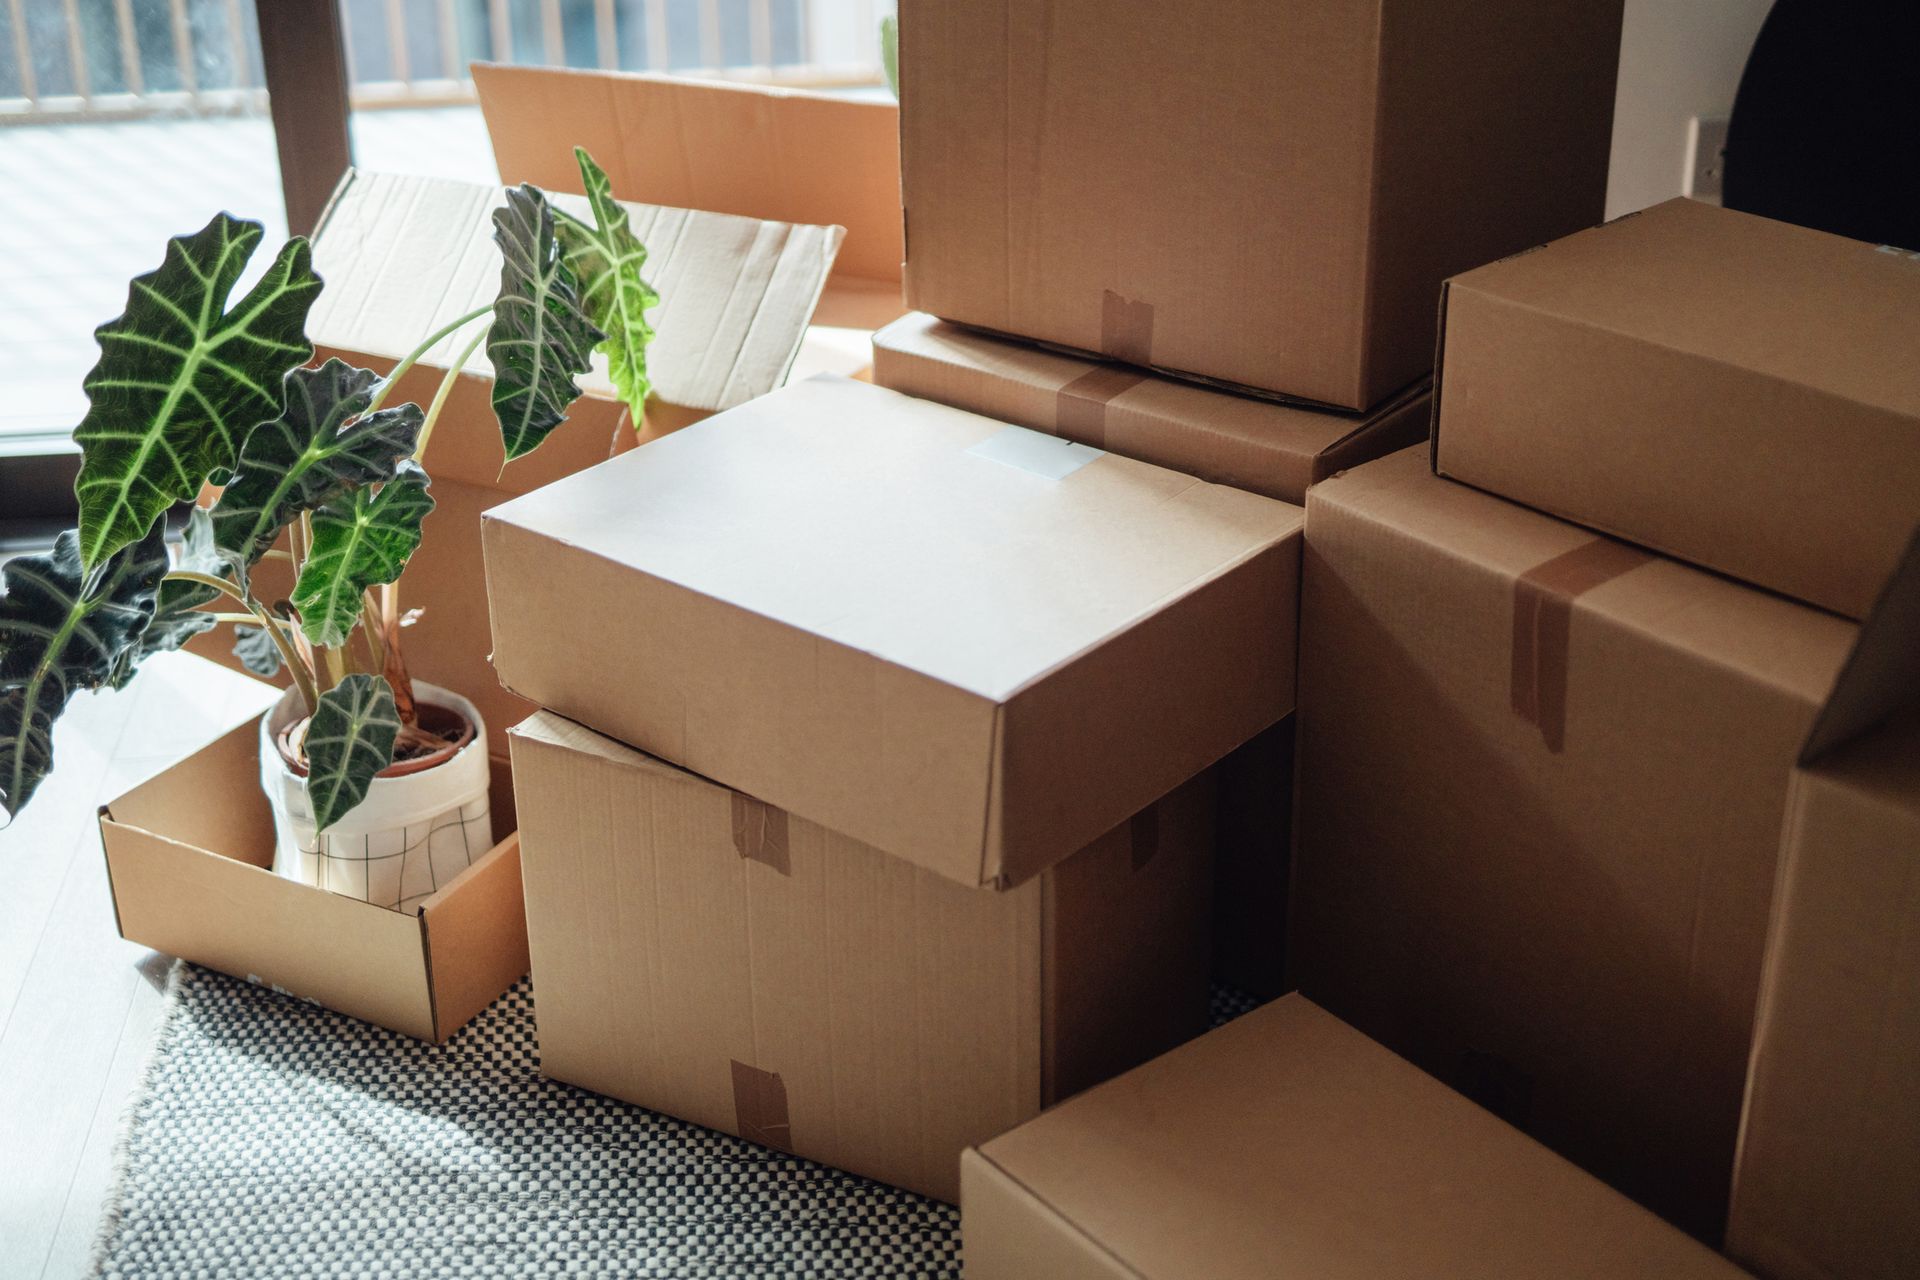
[0,147,656,912]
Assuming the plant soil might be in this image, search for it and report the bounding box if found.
[275,697,474,780]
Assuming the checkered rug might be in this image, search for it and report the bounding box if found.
[89,964,1261,1277]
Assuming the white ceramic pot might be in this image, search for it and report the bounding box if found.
[260,680,492,914]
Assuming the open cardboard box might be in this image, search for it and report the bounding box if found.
[98,711,529,1044]
[473,64,906,383]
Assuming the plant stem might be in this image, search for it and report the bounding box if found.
[364,303,494,415]
[412,322,491,465]
[165,571,316,712]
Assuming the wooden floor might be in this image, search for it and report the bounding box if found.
[0,653,276,1280]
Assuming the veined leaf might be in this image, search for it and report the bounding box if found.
[73,214,322,570]
[303,673,400,832]
[488,185,603,461]
[109,506,225,689]
[0,526,169,816]
[232,624,283,679]
[213,359,424,570]
[0,693,55,821]
[555,147,659,425]
[290,463,434,648]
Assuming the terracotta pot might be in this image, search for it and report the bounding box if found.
[259,681,492,914]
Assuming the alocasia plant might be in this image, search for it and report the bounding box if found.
[0,148,656,831]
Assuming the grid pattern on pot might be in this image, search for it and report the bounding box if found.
[89,965,1262,1277]
[289,796,493,914]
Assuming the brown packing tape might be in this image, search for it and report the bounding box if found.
[1100,289,1155,366]
[730,1060,794,1152]
[1055,365,1149,450]
[730,792,791,875]
[1510,538,1652,752]
[1130,808,1160,871]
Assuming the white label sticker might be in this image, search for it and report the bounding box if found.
[966,426,1105,480]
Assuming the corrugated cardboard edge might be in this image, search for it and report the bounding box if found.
[959,1147,1143,1280]
[1798,526,1920,763]
[1426,278,1454,471]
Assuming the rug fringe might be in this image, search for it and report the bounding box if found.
[83,958,190,1280]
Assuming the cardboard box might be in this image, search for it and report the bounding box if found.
[962,993,1748,1279]
[193,168,841,792]
[99,710,529,1044]
[1728,534,1920,1280]
[871,313,1431,506]
[473,64,907,382]
[1290,448,1855,1239]
[309,168,843,450]
[483,376,1304,891]
[509,710,1217,1203]
[898,0,1623,410]
[1432,198,1920,620]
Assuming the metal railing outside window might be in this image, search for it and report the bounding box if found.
[1,0,892,123]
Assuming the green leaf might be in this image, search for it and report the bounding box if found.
[488,184,604,461]
[108,507,224,689]
[0,693,55,821]
[0,526,169,817]
[881,14,899,98]
[213,359,424,570]
[555,148,659,426]
[290,463,434,648]
[303,673,400,832]
[73,214,322,570]
[232,624,283,679]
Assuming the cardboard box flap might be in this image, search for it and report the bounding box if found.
[101,717,274,861]
[1448,200,1920,420]
[474,63,902,287]
[484,377,1301,887]
[971,995,1746,1279]
[1801,528,1920,763]
[308,169,844,417]
[416,833,531,1039]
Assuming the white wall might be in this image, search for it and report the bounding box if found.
[1606,0,1775,217]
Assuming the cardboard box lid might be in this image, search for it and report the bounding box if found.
[965,994,1746,1280]
[1446,200,1920,417]
[1433,198,1920,619]
[1727,534,1920,1280]
[473,63,901,288]
[307,168,843,424]
[483,376,1301,889]
[871,312,1430,504]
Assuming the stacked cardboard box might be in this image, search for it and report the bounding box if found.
[488,376,1306,1200]
[883,1,1623,994]
[99,169,844,1043]
[1292,198,1920,1248]
[880,0,1627,992]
